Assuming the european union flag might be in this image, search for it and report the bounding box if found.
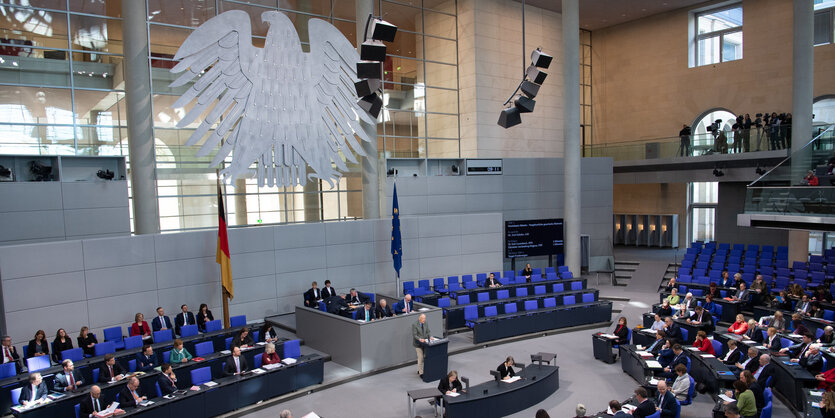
[391,183,402,277]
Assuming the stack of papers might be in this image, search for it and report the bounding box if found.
[755,346,767,350]
[635,351,652,357]
[685,347,699,351]
[811,391,824,397]
[644,360,663,368]
[263,363,283,370]
[622,404,637,411]
[648,378,659,385]
[601,333,619,339]
[701,354,715,358]
[256,342,266,346]
[282,358,297,365]
[788,334,803,338]
[203,381,218,387]
[220,350,231,355]
[501,376,522,383]
[719,394,736,403]
[251,368,266,374]
[446,392,461,397]
[812,402,821,408]
[640,329,657,334]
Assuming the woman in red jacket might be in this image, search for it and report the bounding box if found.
[693,330,716,355]
[728,314,749,335]
[613,317,629,345]
[131,312,153,343]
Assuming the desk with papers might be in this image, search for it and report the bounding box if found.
[619,345,663,384]
[442,364,559,418]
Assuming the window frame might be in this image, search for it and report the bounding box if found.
[692,3,743,67]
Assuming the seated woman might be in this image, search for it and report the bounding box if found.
[759,311,786,333]
[522,263,533,282]
[496,356,515,380]
[665,288,681,305]
[197,303,214,333]
[728,314,749,335]
[52,328,73,363]
[77,326,97,357]
[259,323,278,344]
[131,313,153,343]
[703,295,717,314]
[671,364,691,401]
[707,282,721,299]
[613,317,629,345]
[650,314,666,331]
[230,327,254,349]
[816,364,835,390]
[657,300,673,317]
[820,326,835,344]
[261,343,281,365]
[438,370,463,395]
[789,283,805,299]
[693,330,716,355]
[791,312,809,336]
[813,285,831,303]
[772,291,792,311]
[26,330,49,359]
[169,339,193,363]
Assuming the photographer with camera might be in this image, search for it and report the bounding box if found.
[743,114,752,152]
[679,124,691,157]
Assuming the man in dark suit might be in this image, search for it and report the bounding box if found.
[98,353,125,383]
[304,281,323,308]
[326,294,351,318]
[722,340,743,366]
[174,304,196,335]
[321,280,337,300]
[19,373,47,406]
[119,376,146,408]
[395,294,414,315]
[743,322,763,343]
[223,346,249,376]
[152,307,173,332]
[799,344,825,374]
[763,327,782,351]
[732,282,751,308]
[631,387,656,418]
[655,381,677,418]
[0,336,21,373]
[136,345,158,372]
[346,288,369,308]
[358,301,374,321]
[687,305,714,333]
[375,299,393,319]
[678,293,697,313]
[157,364,178,395]
[753,354,775,388]
[663,317,683,344]
[80,385,123,417]
[734,347,761,377]
[412,314,431,377]
[483,273,500,288]
[796,295,812,315]
[658,344,687,379]
[54,359,83,392]
[780,333,813,359]
[647,331,667,355]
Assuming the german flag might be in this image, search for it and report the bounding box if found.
[216,181,233,299]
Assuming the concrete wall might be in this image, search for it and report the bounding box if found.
[613,183,688,249]
[0,213,502,347]
[457,0,565,158]
[716,181,788,247]
[382,157,613,269]
[592,0,835,145]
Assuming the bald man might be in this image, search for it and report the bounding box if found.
[80,385,124,417]
[118,376,146,408]
[396,294,414,315]
[412,314,431,377]
[655,381,677,417]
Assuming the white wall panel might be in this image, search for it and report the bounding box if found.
[86,291,158,329]
[0,240,83,279]
[3,271,87,312]
[85,264,157,300]
[82,235,155,270]
[6,301,89,345]
[0,210,65,242]
[155,257,218,288]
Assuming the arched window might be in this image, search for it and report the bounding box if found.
[691,109,736,155]
[813,96,835,125]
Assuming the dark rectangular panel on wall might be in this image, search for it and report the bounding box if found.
[716,182,788,247]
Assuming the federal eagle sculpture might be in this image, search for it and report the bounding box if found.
[169,10,376,188]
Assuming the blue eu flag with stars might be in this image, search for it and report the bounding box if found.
[391,183,402,277]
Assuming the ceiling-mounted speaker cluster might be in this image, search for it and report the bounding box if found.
[355,16,398,119]
[498,48,553,129]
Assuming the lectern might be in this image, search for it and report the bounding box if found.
[421,337,449,382]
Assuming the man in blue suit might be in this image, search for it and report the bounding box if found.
[395,294,414,315]
[19,373,47,406]
[658,344,687,379]
[655,381,678,417]
[152,307,173,332]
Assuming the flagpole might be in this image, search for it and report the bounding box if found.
[217,169,231,328]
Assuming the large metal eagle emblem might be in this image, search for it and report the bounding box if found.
[169,10,375,187]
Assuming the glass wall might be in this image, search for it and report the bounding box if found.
[689,181,718,243]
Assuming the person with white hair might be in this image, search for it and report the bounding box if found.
[819,326,835,344]
[279,410,291,418]
[574,403,586,417]
[799,343,825,374]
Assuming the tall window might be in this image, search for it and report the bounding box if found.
[814,1,835,46]
[689,182,718,243]
[693,5,743,67]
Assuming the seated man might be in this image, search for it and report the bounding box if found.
[80,385,124,417]
[483,273,500,288]
[19,373,48,407]
[98,353,125,383]
[657,344,687,380]
[663,317,683,345]
[730,282,751,308]
[327,294,351,318]
[781,333,813,359]
[677,293,697,314]
[223,346,249,376]
[174,304,196,336]
[358,301,374,321]
[151,307,173,333]
[646,330,668,355]
[119,376,146,408]
[687,305,714,333]
[375,299,393,319]
[0,336,21,374]
[733,347,761,377]
[304,281,322,308]
[722,339,743,366]
[798,344,825,375]
[394,294,414,315]
[136,344,158,372]
[157,363,178,395]
[752,354,775,388]
[54,359,83,392]
[346,288,369,308]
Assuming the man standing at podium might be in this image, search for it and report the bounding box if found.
[413,314,431,378]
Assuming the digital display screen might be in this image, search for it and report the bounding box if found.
[505,219,564,258]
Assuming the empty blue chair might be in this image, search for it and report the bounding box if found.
[433,277,446,290]
[284,340,301,359]
[0,362,15,378]
[26,356,50,372]
[194,341,214,357]
[447,277,462,292]
[477,292,489,302]
[516,287,528,297]
[543,298,556,308]
[254,353,263,368]
[558,265,569,273]
[457,295,470,305]
[564,295,576,305]
[524,300,538,311]
[230,315,247,327]
[225,337,233,350]
[496,290,509,299]
[678,285,688,294]
[163,350,171,364]
[825,310,835,321]
[504,303,517,314]
[253,330,260,342]
[464,306,479,328]
[404,281,415,295]
[437,297,451,308]
[128,359,136,373]
[93,369,99,383]
[418,279,431,291]
[476,273,487,286]
[553,283,564,292]
[534,285,546,295]
[484,306,498,318]
[61,348,84,362]
[180,324,198,338]
[545,267,556,274]
[582,293,594,303]
[95,341,116,356]
[505,271,515,278]
[464,280,478,289]
[153,329,173,344]
[690,289,704,297]
[561,271,574,279]
[11,388,21,406]
[103,327,125,350]
[760,401,773,418]
[123,335,142,350]
[780,337,793,349]
[571,281,582,291]
[711,340,723,357]
[680,328,688,342]
[205,320,222,333]
[817,327,825,340]
[191,367,212,385]
[155,382,162,398]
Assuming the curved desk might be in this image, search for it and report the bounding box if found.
[443,364,559,418]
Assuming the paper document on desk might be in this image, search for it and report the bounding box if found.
[301,413,321,418]
[648,378,659,385]
[203,381,218,387]
[635,351,652,356]
[419,308,430,312]
[701,354,715,358]
[220,350,231,355]
[502,376,522,383]
[644,360,663,368]
[446,392,461,397]
[600,333,618,339]
[812,402,821,408]
[641,328,657,334]
[282,358,297,365]
[741,340,755,345]
[263,363,283,370]
[102,402,119,415]
[622,404,636,411]
[755,346,767,350]
[811,391,824,397]
[788,334,802,338]
[685,347,699,351]
[719,395,736,403]
[251,368,266,374]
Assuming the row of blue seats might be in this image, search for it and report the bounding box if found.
[682,256,835,274]
[689,242,835,269]
[688,241,787,254]
[679,264,834,282]
[463,293,597,327]
[99,315,248,351]
[449,282,585,306]
[403,269,574,296]
[677,272,829,294]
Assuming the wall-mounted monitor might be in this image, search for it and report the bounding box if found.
[505,219,564,258]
